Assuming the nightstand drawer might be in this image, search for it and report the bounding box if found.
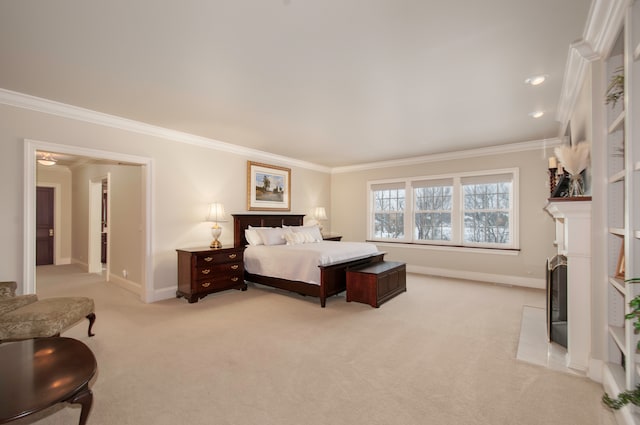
[196,262,243,279]
[194,273,244,293]
[195,250,241,266]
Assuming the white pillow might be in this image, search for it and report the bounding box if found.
[291,225,323,242]
[256,227,287,246]
[284,231,306,245]
[245,229,263,246]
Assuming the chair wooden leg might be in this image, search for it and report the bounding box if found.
[85,313,96,337]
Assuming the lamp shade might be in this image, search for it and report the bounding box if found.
[205,203,227,223]
[313,207,328,220]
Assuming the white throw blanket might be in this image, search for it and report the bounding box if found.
[244,241,380,285]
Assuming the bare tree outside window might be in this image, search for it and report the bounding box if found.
[369,171,515,249]
[414,185,452,241]
[373,189,405,238]
[463,182,511,244]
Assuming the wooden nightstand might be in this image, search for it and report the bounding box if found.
[176,246,246,303]
[322,234,342,241]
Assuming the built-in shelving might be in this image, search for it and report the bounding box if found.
[609,110,626,134]
[610,227,626,236]
[610,324,628,355]
[602,5,640,423]
[609,169,626,183]
[610,276,626,293]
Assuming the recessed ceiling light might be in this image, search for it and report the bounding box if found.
[525,75,547,86]
[529,111,544,118]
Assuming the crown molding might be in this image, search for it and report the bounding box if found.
[556,0,629,130]
[331,138,563,174]
[0,88,331,173]
[0,88,562,176]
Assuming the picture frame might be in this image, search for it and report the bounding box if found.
[616,242,625,279]
[247,161,291,211]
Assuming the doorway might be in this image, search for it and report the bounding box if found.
[24,140,154,302]
[88,175,109,275]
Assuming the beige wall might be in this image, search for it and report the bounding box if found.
[0,103,331,300]
[36,165,72,264]
[331,147,557,287]
[70,164,145,287]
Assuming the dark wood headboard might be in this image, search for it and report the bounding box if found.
[233,214,304,248]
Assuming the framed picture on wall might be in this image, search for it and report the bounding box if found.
[247,161,291,211]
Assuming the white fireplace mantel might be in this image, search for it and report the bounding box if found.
[544,198,592,371]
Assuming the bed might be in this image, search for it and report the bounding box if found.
[233,214,384,307]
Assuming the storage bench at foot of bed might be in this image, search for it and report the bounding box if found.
[346,261,406,308]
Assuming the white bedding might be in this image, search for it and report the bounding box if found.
[244,241,380,285]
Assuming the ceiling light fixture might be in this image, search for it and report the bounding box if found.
[529,111,544,118]
[37,153,57,166]
[525,75,547,86]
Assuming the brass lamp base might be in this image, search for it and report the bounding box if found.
[210,225,222,249]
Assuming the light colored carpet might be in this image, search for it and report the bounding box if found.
[10,264,616,425]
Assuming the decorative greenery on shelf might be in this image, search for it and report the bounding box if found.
[626,278,640,351]
[602,278,640,409]
[605,66,624,107]
[603,385,640,409]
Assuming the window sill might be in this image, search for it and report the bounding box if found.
[367,240,520,256]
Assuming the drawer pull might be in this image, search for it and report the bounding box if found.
[231,265,239,270]
[231,277,239,282]
[204,257,213,262]
[201,282,212,288]
[202,269,211,275]
[228,253,237,259]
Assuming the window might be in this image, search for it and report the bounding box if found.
[368,169,518,249]
[462,174,512,246]
[413,179,453,242]
[371,183,405,239]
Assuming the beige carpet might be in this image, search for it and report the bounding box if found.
[11,264,615,425]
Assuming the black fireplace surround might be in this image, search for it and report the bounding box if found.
[546,255,567,348]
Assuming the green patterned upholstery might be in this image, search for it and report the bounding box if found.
[0,294,38,316]
[0,281,96,341]
[0,281,17,299]
[0,297,94,340]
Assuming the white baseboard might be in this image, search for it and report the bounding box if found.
[407,265,545,289]
[109,273,142,297]
[71,258,88,271]
[148,286,178,303]
[55,257,71,265]
[588,358,604,383]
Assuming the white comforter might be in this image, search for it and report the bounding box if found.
[244,241,380,285]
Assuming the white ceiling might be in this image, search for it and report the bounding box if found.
[0,1,591,168]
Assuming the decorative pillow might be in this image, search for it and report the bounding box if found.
[244,229,263,246]
[256,227,287,246]
[284,231,306,245]
[291,225,323,242]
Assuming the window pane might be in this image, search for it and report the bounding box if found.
[373,188,405,239]
[374,212,405,238]
[415,212,451,241]
[414,185,452,241]
[462,181,511,245]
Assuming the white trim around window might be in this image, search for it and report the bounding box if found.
[367,168,519,250]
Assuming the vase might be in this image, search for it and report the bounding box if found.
[569,173,584,197]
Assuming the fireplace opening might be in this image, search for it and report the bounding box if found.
[546,255,567,348]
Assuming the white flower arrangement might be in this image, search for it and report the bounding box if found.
[554,142,590,176]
